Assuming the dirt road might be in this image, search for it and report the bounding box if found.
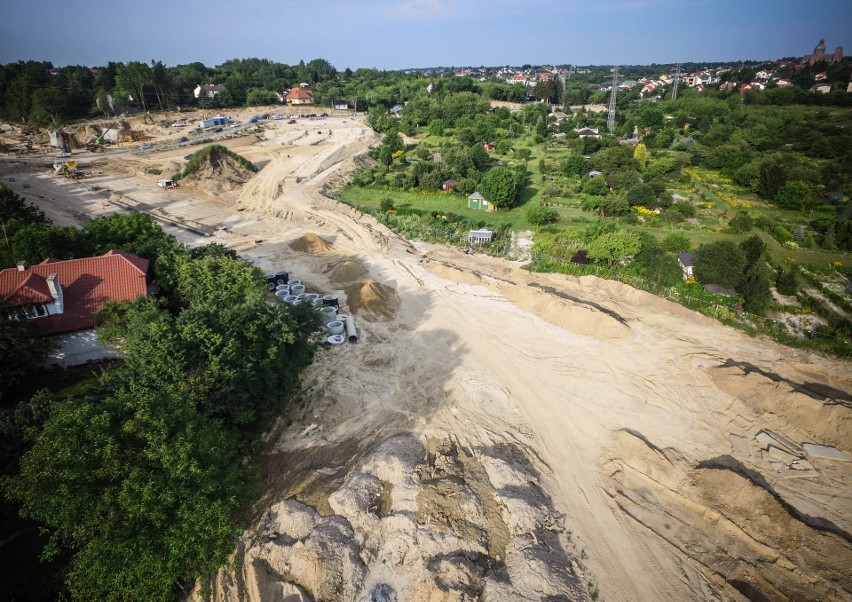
[4,114,850,601]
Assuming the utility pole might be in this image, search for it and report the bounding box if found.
[607,66,619,134]
[671,63,682,101]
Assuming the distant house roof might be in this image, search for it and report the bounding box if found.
[677,252,696,267]
[285,88,314,100]
[588,170,603,177]
[468,192,484,200]
[0,250,149,335]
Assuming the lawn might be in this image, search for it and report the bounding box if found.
[338,186,543,230]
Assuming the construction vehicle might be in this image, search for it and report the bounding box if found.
[53,161,85,179]
[157,179,178,189]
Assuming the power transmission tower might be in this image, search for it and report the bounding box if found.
[607,66,618,134]
[671,63,682,101]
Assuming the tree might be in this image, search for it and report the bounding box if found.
[660,232,692,252]
[626,183,656,207]
[634,236,682,286]
[246,88,279,106]
[583,177,608,196]
[740,234,766,269]
[586,229,642,266]
[694,241,745,289]
[728,210,754,233]
[526,205,558,226]
[775,180,814,211]
[757,157,787,199]
[633,143,648,171]
[116,61,152,113]
[738,263,773,314]
[562,153,586,178]
[480,166,521,208]
[0,305,52,399]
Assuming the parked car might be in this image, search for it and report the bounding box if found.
[56,152,71,158]
[287,119,297,124]
[250,116,259,123]
[178,136,190,142]
[214,127,223,132]
[7,177,15,182]
[140,143,151,150]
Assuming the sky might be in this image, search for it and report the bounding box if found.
[1,0,851,70]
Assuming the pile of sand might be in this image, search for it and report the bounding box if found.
[181,148,255,193]
[289,232,333,254]
[345,279,399,321]
[327,258,369,287]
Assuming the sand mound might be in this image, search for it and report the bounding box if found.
[345,279,399,321]
[182,148,255,193]
[327,258,369,287]
[289,232,333,254]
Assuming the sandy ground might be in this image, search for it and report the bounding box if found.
[3,114,851,601]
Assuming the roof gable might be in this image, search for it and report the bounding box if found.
[4,272,54,305]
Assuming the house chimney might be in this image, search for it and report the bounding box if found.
[17,261,27,271]
[46,273,64,314]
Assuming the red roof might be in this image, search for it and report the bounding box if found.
[4,272,54,305]
[0,250,149,335]
[285,88,314,100]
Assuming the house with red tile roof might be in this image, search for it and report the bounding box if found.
[1,250,149,336]
[285,88,314,105]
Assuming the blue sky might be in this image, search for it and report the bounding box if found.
[1,0,850,70]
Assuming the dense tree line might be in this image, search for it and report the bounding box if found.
[0,188,320,600]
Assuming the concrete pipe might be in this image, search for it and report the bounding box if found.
[310,297,325,308]
[292,299,303,306]
[345,316,357,343]
[283,295,298,304]
[290,284,306,295]
[304,293,319,303]
[326,320,345,335]
[274,290,289,301]
[327,334,345,345]
[322,294,339,308]
[287,279,302,287]
[275,284,290,293]
[319,306,337,324]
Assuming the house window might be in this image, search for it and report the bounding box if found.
[482,201,488,207]
[10,304,48,320]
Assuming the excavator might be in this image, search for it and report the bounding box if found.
[87,128,113,152]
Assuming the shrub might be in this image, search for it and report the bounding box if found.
[728,211,754,233]
[527,205,559,226]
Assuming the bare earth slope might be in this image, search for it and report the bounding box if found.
[2,114,849,601]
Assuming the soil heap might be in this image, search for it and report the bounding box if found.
[345,279,399,321]
[289,232,333,254]
[181,147,255,194]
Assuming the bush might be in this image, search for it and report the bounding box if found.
[527,205,558,226]
[774,225,794,244]
[380,198,395,212]
[727,211,752,233]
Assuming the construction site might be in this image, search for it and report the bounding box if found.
[1,108,850,602]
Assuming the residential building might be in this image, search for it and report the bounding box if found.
[285,88,314,105]
[1,250,149,336]
[193,84,224,99]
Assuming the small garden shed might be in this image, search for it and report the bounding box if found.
[468,192,495,212]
